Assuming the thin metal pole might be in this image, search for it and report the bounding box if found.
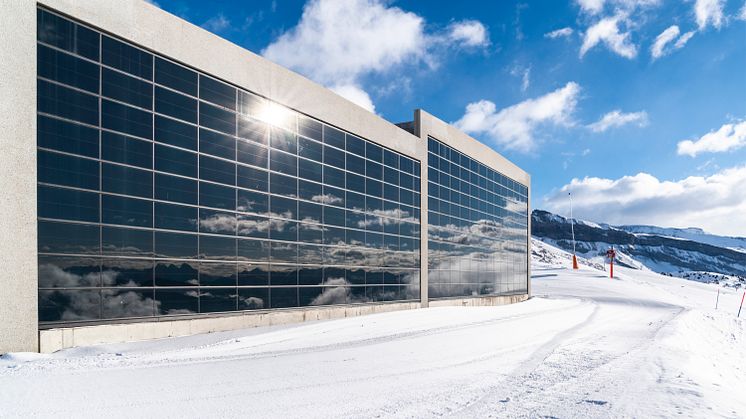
[715,288,719,310]
[569,192,576,255]
[739,291,745,318]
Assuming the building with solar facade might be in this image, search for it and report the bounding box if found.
[0,0,530,353]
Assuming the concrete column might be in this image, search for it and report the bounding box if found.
[0,0,38,353]
[527,177,532,298]
[415,110,429,307]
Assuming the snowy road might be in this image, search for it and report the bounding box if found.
[1,257,745,417]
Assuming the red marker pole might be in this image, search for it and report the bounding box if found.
[606,248,616,279]
[738,291,745,318]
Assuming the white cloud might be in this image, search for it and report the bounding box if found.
[650,25,679,58]
[576,0,660,15]
[201,14,231,33]
[740,3,746,20]
[577,0,606,15]
[261,0,425,112]
[262,0,488,113]
[263,0,425,85]
[616,0,662,8]
[588,110,649,132]
[696,158,719,172]
[674,31,695,48]
[694,0,725,30]
[575,1,664,59]
[651,26,696,59]
[521,68,531,92]
[330,84,376,113]
[454,82,580,153]
[677,120,746,157]
[510,66,531,92]
[447,20,490,47]
[543,165,746,236]
[545,27,574,38]
[580,14,637,59]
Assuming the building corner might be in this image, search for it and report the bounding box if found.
[0,0,39,353]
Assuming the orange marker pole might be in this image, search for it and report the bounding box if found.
[738,291,745,318]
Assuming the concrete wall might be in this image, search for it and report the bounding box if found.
[40,302,419,353]
[0,0,38,353]
[428,294,528,308]
[38,0,420,159]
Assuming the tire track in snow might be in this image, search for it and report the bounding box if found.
[448,295,686,418]
[429,298,601,418]
[351,299,600,418]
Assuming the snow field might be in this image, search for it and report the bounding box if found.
[0,240,744,418]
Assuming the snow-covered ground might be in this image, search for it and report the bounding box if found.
[1,242,745,418]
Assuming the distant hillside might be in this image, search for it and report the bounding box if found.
[616,225,746,253]
[531,209,746,286]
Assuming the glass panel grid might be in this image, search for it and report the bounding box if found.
[427,136,528,300]
[36,8,421,325]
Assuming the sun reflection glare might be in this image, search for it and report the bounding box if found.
[255,102,294,129]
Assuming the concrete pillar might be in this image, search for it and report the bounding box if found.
[527,177,532,298]
[414,109,430,308]
[0,0,38,353]
[414,110,429,307]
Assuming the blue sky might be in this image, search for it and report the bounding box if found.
[149,0,746,235]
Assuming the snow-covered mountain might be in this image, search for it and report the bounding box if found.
[531,209,746,287]
[617,225,746,253]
